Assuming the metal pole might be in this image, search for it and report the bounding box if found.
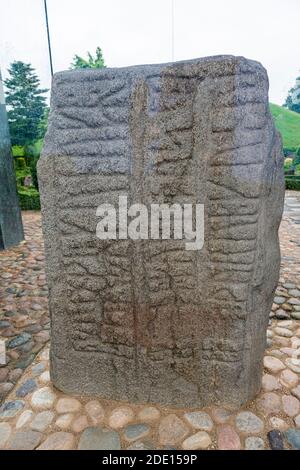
[44,0,54,76]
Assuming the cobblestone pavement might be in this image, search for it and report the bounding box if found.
[0,192,300,450]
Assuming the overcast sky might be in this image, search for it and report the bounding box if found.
[0,0,299,104]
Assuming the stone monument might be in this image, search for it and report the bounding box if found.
[38,56,284,407]
[0,69,24,250]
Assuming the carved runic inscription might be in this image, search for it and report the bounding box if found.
[38,56,284,407]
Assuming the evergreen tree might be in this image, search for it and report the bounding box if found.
[4,61,48,146]
[71,47,106,69]
[284,75,300,114]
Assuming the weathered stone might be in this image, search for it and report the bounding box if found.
[262,374,281,392]
[78,426,120,450]
[286,358,300,373]
[127,439,154,450]
[280,369,298,388]
[123,423,150,442]
[37,432,75,450]
[9,430,42,450]
[55,413,73,429]
[211,407,233,424]
[284,429,300,450]
[39,371,50,384]
[0,382,13,397]
[16,410,34,429]
[31,363,45,376]
[182,431,212,450]
[0,400,24,419]
[267,430,284,450]
[0,423,11,448]
[257,392,282,416]
[56,397,81,413]
[294,414,300,427]
[85,400,105,424]
[263,356,285,373]
[269,416,289,431]
[31,411,54,431]
[31,387,56,409]
[0,69,24,251]
[158,414,189,445]
[274,327,293,338]
[235,411,264,434]
[291,385,300,400]
[245,436,265,450]
[217,425,241,450]
[72,415,89,433]
[39,56,284,407]
[138,406,160,422]
[109,406,134,429]
[282,395,300,417]
[16,378,37,397]
[7,332,31,349]
[184,411,213,431]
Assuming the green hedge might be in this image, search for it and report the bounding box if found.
[285,177,300,191]
[18,187,41,210]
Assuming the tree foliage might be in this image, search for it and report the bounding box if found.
[284,75,300,114]
[4,61,48,146]
[70,46,106,69]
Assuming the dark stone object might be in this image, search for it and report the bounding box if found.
[0,70,24,250]
[39,56,285,408]
[267,430,285,450]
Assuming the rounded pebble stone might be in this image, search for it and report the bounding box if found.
[16,378,37,397]
[280,369,299,388]
[72,415,89,433]
[274,327,293,338]
[37,432,75,450]
[263,356,285,373]
[235,411,264,434]
[31,387,56,409]
[84,400,105,424]
[245,436,265,450]
[182,431,212,450]
[282,395,300,417]
[39,371,50,384]
[0,423,11,448]
[9,430,42,450]
[262,374,281,392]
[269,416,289,431]
[78,426,121,450]
[158,414,189,446]
[0,400,25,419]
[124,423,150,442]
[292,385,300,400]
[138,406,160,422]
[56,397,81,414]
[217,425,241,450]
[109,407,134,429]
[286,358,300,374]
[30,411,54,431]
[16,410,34,429]
[55,413,74,430]
[211,407,232,424]
[257,392,282,416]
[183,411,213,431]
